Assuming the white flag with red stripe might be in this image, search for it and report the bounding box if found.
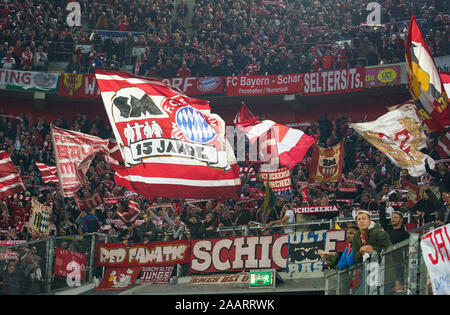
[35,162,59,184]
[51,125,109,197]
[234,104,317,170]
[0,151,25,199]
[94,69,241,200]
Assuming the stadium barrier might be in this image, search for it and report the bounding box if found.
[324,223,436,295]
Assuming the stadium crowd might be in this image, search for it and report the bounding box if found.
[0,0,448,76]
[0,0,448,295]
[0,109,447,246]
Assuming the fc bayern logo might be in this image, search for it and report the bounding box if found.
[197,77,220,93]
[175,107,217,144]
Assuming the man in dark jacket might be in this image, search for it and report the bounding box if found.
[352,210,392,264]
[379,199,411,294]
[436,192,449,226]
[137,213,157,244]
[425,159,450,195]
[409,187,441,224]
[186,215,205,239]
[379,199,410,244]
[119,223,140,245]
[80,209,101,233]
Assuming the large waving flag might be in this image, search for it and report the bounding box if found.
[35,162,59,184]
[0,151,25,199]
[234,104,317,170]
[51,125,109,197]
[349,104,435,177]
[94,69,241,200]
[406,15,450,134]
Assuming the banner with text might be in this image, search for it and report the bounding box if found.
[303,67,365,96]
[421,224,450,295]
[51,125,109,197]
[294,205,339,215]
[259,167,292,192]
[189,230,345,274]
[0,69,60,93]
[137,266,174,284]
[225,74,303,96]
[97,240,191,267]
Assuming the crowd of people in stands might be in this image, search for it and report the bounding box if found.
[0,0,448,295]
[0,109,447,246]
[0,0,448,77]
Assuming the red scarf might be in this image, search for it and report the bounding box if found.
[346,242,352,256]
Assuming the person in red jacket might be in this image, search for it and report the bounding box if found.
[176,61,191,78]
[21,47,34,70]
[118,15,130,32]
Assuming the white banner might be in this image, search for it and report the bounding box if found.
[421,224,450,295]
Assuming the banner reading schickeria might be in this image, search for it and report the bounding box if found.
[94,69,241,200]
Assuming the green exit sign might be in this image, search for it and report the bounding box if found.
[249,271,275,287]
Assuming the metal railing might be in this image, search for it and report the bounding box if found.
[0,233,112,295]
[324,222,436,295]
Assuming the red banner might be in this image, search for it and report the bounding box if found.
[225,74,303,96]
[189,234,289,273]
[95,267,142,291]
[54,248,87,280]
[161,77,224,96]
[59,73,100,98]
[303,67,365,96]
[0,240,26,246]
[97,240,191,267]
[137,266,174,284]
[293,205,339,214]
[259,167,292,192]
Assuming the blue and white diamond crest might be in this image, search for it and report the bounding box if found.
[175,107,217,143]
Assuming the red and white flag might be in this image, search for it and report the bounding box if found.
[406,15,450,134]
[0,151,25,199]
[94,69,241,200]
[51,125,109,197]
[107,137,124,163]
[74,191,103,211]
[35,162,59,184]
[234,104,317,170]
[116,200,141,224]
